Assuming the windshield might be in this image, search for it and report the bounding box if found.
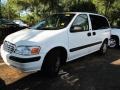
[31,14,75,30]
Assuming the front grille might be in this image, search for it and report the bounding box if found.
[3,41,16,53]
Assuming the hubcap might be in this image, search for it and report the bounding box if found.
[110,39,116,48]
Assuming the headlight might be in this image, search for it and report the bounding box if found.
[15,46,40,55]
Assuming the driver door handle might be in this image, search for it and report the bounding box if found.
[87,32,91,36]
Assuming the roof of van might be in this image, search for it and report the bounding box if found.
[66,12,93,14]
[64,12,106,18]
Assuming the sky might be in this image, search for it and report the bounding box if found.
[1,0,7,4]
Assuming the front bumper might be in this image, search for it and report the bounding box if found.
[0,45,44,72]
[9,56,41,63]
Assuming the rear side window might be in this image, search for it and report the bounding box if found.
[90,15,109,30]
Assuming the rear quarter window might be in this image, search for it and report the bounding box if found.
[90,15,110,30]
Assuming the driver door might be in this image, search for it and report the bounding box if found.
[68,14,93,61]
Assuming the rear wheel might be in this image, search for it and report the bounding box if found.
[41,50,61,77]
[110,37,119,48]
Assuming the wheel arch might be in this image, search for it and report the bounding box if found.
[43,46,68,66]
[103,38,109,44]
[111,35,119,42]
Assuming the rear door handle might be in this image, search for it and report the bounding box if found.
[93,32,96,36]
[87,32,91,36]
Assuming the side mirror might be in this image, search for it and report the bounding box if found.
[70,25,82,32]
[74,26,82,31]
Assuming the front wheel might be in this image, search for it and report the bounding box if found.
[99,41,108,55]
[41,51,61,77]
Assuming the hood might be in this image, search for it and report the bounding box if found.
[111,28,120,31]
[5,28,64,44]
[111,28,120,33]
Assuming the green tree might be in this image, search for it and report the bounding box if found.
[1,0,120,26]
[70,1,96,12]
[1,0,21,19]
[92,0,120,26]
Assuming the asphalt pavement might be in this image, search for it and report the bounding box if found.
[0,48,120,90]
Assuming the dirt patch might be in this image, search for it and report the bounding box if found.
[0,65,28,85]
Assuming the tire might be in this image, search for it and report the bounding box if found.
[41,50,61,77]
[109,37,119,48]
[99,41,108,55]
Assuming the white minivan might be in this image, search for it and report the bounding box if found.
[1,12,111,76]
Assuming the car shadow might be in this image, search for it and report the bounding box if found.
[6,48,120,90]
[0,78,7,90]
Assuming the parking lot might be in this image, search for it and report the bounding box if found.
[1,48,120,90]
